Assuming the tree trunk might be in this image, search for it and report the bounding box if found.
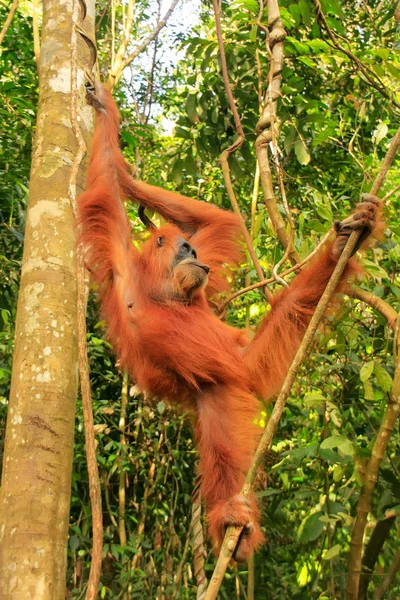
[0,0,95,597]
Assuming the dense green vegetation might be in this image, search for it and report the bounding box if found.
[1,0,399,597]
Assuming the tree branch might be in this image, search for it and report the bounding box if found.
[346,320,400,599]
[254,0,300,265]
[358,514,397,600]
[346,128,400,599]
[374,551,400,600]
[107,0,180,89]
[0,0,19,45]
[311,0,400,110]
[108,0,135,89]
[348,287,398,332]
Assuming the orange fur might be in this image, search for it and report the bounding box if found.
[78,83,381,562]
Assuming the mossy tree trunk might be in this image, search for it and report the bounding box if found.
[0,0,95,597]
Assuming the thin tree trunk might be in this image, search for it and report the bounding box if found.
[0,0,95,598]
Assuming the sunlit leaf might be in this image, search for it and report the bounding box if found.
[294,140,311,165]
[360,361,374,382]
[298,511,325,542]
[323,544,341,560]
[374,364,393,392]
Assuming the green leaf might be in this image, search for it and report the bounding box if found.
[253,212,264,240]
[286,36,311,55]
[315,202,332,221]
[298,0,311,25]
[182,153,197,175]
[170,160,182,185]
[363,380,375,401]
[304,391,326,408]
[323,544,341,560]
[174,126,191,139]
[157,401,166,414]
[186,93,200,123]
[360,361,374,382]
[69,535,80,551]
[374,364,393,392]
[297,563,309,587]
[294,140,311,165]
[234,0,259,13]
[320,435,355,456]
[120,131,137,147]
[362,260,388,280]
[308,39,331,53]
[298,511,325,542]
[249,24,257,42]
[320,448,347,464]
[288,5,301,27]
[308,219,327,233]
[333,464,346,482]
[284,126,296,155]
[372,122,388,145]
[111,544,121,559]
[229,155,245,180]
[321,0,344,17]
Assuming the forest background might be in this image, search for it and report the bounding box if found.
[0,0,400,598]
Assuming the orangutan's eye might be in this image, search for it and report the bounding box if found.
[157,236,164,247]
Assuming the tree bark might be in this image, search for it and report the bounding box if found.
[0,0,95,598]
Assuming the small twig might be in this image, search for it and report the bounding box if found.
[382,183,400,203]
[171,522,192,600]
[118,371,128,547]
[0,0,19,45]
[130,461,156,571]
[143,0,161,125]
[371,129,400,193]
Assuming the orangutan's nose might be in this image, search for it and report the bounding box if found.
[179,239,197,259]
